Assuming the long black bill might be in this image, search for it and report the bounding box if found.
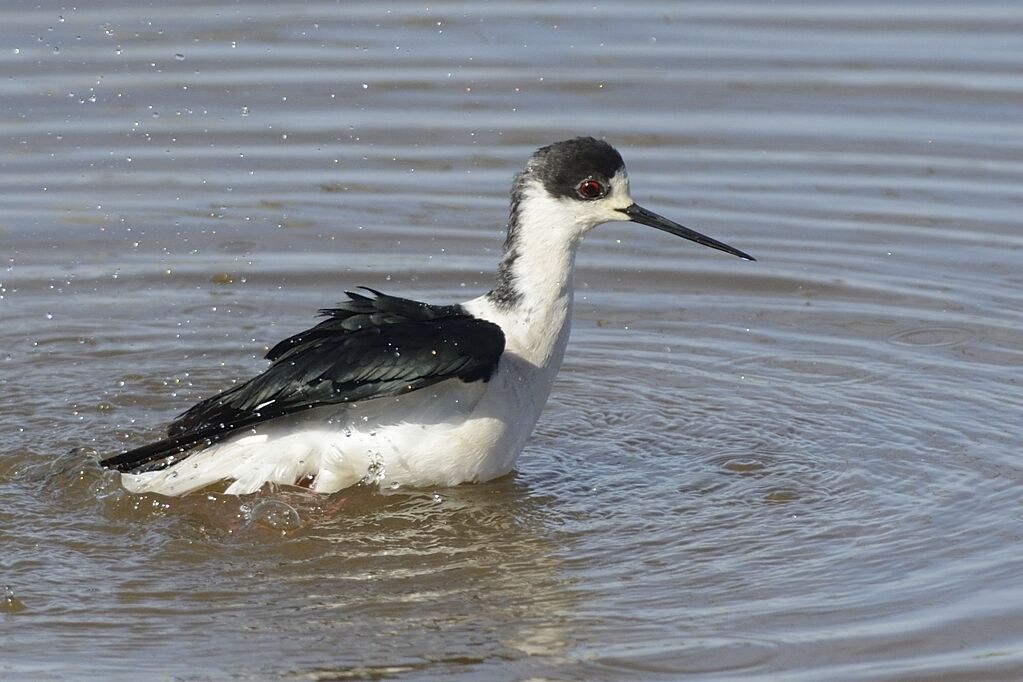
[621,203,755,261]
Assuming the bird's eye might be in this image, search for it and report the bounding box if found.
[576,179,605,199]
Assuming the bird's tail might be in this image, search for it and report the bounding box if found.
[100,425,231,473]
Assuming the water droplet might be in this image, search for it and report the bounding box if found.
[239,500,302,532]
[431,492,443,504]
[1,586,26,614]
[174,53,185,61]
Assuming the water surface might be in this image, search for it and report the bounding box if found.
[3,1,1023,679]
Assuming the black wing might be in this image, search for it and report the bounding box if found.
[101,289,505,473]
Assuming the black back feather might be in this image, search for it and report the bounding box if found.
[101,290,505,473]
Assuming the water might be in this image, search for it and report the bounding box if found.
[3,1,1022,679]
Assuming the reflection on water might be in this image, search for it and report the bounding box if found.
[7,448,579,678]
[3,1,1023,679]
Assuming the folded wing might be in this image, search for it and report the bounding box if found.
[101,290,504,473]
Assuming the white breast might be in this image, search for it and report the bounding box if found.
[120,297,573,497]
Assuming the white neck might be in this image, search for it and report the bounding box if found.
[466,168,635,370]
[469,180,593,371]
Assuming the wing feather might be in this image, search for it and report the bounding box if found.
[101,291,504,473]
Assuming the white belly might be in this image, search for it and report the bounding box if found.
[120,353,554,497]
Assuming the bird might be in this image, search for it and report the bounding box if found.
[100,137,754,496]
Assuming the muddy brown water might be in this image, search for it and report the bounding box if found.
[2,2,1022,680]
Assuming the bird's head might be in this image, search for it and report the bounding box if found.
[512,136,754,261]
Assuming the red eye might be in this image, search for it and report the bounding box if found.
[576,179,605,199]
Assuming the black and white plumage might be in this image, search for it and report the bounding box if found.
[101,290,504,474]
[102,137,753,496]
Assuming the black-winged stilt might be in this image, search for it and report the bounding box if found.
[101,137,754,495]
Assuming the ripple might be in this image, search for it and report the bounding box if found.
[887,325,975,347]
[708,450,820,479]
[719,457,767,475]
[761,488,801,504]
[720,354,879,386]
[700,448,841,508]
[589,636,778,676]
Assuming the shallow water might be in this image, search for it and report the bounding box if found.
[3,1,1023,679]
